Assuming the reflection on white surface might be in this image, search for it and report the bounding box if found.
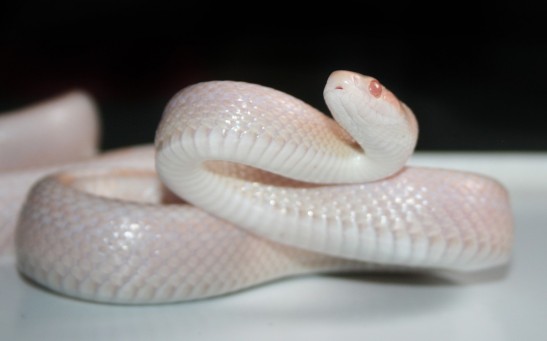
[1,153,546,341]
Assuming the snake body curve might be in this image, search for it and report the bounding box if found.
[0,92,155,257]
[10,71,513,304]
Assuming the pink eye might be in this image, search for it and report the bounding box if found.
[369,79,382,98]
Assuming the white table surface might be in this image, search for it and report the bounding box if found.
[1,152,546,341]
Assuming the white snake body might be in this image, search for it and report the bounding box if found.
[0,92,148,256]
[5,71,513,304]
[0,146,155,256]
[16,170,374,303]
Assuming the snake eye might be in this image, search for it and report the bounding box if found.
[369,79,382,98]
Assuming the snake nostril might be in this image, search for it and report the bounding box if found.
[335,86,344,90]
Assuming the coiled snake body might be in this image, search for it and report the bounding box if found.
[4,71,512,304]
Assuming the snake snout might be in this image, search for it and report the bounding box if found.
[327,71,383,100]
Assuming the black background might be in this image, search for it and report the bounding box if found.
[1,1,546,151]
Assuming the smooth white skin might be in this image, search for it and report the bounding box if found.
[0,91,100,171]
[0,94,153,258]
[9,71,513,304]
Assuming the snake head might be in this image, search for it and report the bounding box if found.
[324,70,404,114]
[323,70,419,178]
[324,69,417,133]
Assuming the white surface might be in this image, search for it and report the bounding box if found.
[1,152,546,341]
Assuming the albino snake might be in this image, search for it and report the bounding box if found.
[1,71,512,304]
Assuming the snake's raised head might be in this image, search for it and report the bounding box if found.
[324,70,404,114]
[323,70,419,179]
[324,69,417,135]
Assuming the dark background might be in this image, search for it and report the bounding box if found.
[1,1,546,151]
